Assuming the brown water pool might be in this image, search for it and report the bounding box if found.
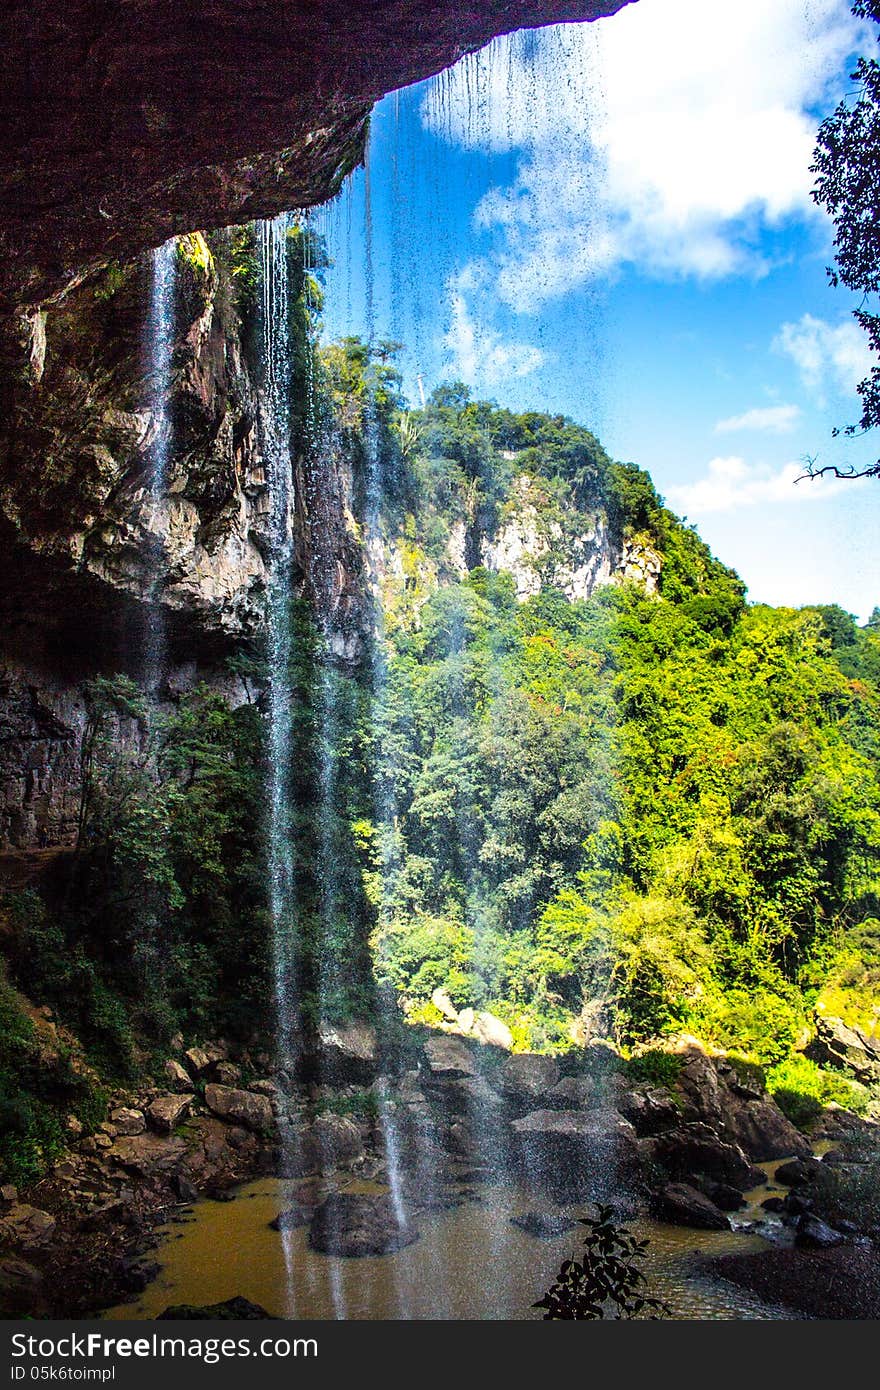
[107,1169,794,1320]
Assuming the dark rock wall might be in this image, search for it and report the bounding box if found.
[0,1,633,309]
[0,235,365,853]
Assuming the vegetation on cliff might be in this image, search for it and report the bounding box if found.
[2,229,879,1185]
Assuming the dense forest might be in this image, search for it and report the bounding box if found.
[2,229,879,1187]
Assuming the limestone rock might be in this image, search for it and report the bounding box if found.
[0,1205,56,1250]
[471,1011,513,1050]
[184,1047,213,1077]
[164,1059,195,1093]
[430,989,459,1023]
[617,1086,680,1136]
[110,1107,146,1137]
[108,1134,187,1176]
[212,1062,242,1087]
[511,1108,642,1201]
[806,1015,880,1085]
[248,1078,278,1098]
[653,1123,764,1191]
[147,1095,192,1134]
[775,1158,822,1187]
[422,1034,477,1079]
[510,1210,577,1238]
[317,1020,378,1081]
[545,1075,595,1109]
[795,1214,844,1249]
[203,1084,273,1133]
[500,1054,560,1104]
[310,1114,364,1169]
[158,1297,276,1320]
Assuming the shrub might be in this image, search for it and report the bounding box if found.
[624,1049,683,1089]
[534,1205,670,1320]
[767,1053,870,1127]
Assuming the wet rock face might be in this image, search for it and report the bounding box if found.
[308,1192,419,1257]
[0,1,633,311]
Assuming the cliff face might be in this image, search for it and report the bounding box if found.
[0,234,365,852]
[0,1,641,854]
[0,1,633,311]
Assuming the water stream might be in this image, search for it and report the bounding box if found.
[257,211,300,1313]
[107,1168,794,1321]
[143,237,177,692]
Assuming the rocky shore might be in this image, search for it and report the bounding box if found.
[0,1026,877,1318]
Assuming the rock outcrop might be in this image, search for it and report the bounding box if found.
[0,2,633,312]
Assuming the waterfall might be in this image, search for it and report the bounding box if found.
[144,238,177,692]
[258,212,300,1314]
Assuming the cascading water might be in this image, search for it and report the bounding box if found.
[257,211,300,1314]
[143,238,177,692]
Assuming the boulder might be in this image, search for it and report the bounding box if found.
[317,1021,378,1081]
[653,1123,764,1190]
[184,1047,213,1077]
[657,1182,731,1231]
[702,1181,747,1212]
[678,1046,811,1160]
[204,1085,273,1133]
[147,1095,191,1134]
[761,1197,788,1213]
[510,1210,577,1238]
[158,1297,275,1320]
[471,1011,514,1051]
[511,1108,642,1201]
[66,1115,83,1138]
[795,1215,844,1249]
[722,1095,813,1162]
[308,1193,419,1257]
[430,988,459,1023]
[422,1034,478,1079]
[499,1054,560,1104]
[110,1107,146,1137]
[545,1075,595,1109]
[269,1204,314,1232]
[164,1059,195,1093]
[248,1079,278,1098]
[806,1015,880,1085]
[0,1205,55,1251]
[310,1114,364,1169]
[0,1255,42,1310]
[617,1086,680,1136]
[108,1134,187,1176]
[211,1062,242,1086]
[775,1158,822,1187]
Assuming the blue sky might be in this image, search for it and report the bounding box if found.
[318,0,880,620]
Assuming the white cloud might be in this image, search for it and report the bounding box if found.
[774,313,875,400]
[421,0,866,307]
[715,405,801,435]
[667,454,865,514]
[442,270,546,386]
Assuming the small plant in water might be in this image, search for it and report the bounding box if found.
[534,1205,671,1320]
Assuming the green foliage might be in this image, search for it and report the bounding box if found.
[5,675,269,1075]
[0,973,105,1184]
[534,1205,671,1319]
[767,1054,869,1127]
[624,1050,684,1088]
[343,385,880,1072]
[810,0,880,474]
